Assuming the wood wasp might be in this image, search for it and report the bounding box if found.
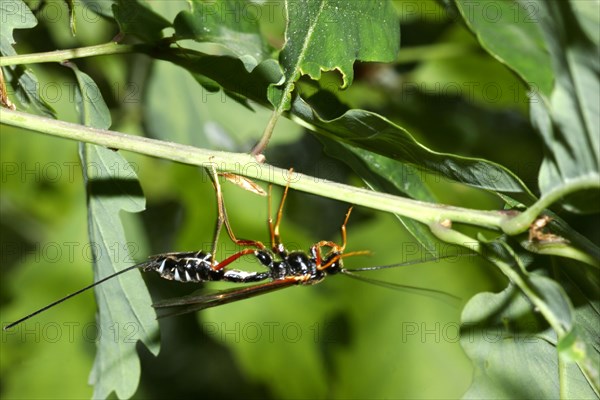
[4,168,460,330]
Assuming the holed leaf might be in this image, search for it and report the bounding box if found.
[271,0,399,110]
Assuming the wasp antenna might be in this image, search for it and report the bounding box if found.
[340,269,461,307]
[3,263,144,331]
[346,254,463,272]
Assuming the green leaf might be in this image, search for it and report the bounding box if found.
[456,0,600,213]
[0,55,56,118]
[81,145,158,399]
[570,0,600,46]
[455,0,554,97]
[530,1,600,214]
[460,283,596,399]
[0,0,55,117]
[477,235,573,330]
[68,65,159,398]
[0,0,36,46]
[271,0,399,110]
[556,263,600,390]
[294,95,534,195]
[112,0,171,42]
[153,49,284,105]
[69,65,112,129]
[474,235,600,398]
[203,286,338,398]
[173,0,271,68]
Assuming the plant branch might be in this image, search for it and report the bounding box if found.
[0,42,137,66]
[2,108,510,229]
[502,177,600,235]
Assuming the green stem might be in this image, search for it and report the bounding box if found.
[251,78,294,155]
[523,241,599,268]
[558,354,568,400]
[251,0,324,155]
[430,223,567,337]
[2,108,506,229]
[0,42,137,66]
[251,109,280,156]
[502,177,600,235]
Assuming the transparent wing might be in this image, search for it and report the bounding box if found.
[152,277,298,318]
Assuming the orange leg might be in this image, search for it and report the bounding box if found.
[340,206,353,251]
[317,249,371,271]
[209,166,266,257]
[221,199,266,249]
[268,184,277,247]
[269,168,293,252]
[208,165,226,266]
[315,207,370,271]
[213,248,257,271]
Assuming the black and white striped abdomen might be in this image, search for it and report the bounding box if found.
[142,251,224,283]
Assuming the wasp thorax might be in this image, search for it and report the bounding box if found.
[286,251,316,276]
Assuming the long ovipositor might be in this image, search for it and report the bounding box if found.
[3,250,271,330]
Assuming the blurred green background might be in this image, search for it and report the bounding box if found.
[0,1,549,398]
